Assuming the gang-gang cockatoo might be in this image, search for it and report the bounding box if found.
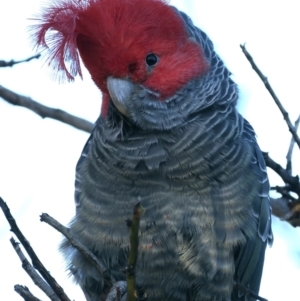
[32,0,273,300]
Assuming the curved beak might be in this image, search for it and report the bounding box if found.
[107,77,133,116]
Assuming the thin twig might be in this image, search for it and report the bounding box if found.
[0,197,71,301]
[10,238,59,301]
[0,85,93,133]
[240,44,300,149]
[286,115,300,173]
[262,152,300,195]
[125,200,144,301]
[270,186,298,202]
[0,54,41,67]
[14,285,42,301]
[40,213,113,286]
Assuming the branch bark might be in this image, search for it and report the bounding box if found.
[14,285,42,301]
[286,115,300,173]
[240,44,300,149]
[40,213,112,287]
[0,85,93,133]
[0,54,41,67]
[262,152,300,195]
[10,238,60,301]
[0,197,71,301]
[241,45,300,227]
[125,201,144,301]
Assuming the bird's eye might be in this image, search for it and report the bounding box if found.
[146,53,158,66]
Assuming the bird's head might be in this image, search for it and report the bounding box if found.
[32,0,235,130]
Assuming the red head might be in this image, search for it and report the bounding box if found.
[32,0,209,115]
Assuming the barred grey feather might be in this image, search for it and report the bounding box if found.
[60,7,272,301]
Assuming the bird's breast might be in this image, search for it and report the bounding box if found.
[74,115,255,252]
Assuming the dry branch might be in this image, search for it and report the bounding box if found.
[241,45,300,226]
[10,238,59,301]
[0,85,93,133]
[40,213,112,286]
[14,285,42,301]
[263,152,300,225]
[286,115,300,173]
[262,152,300,195]
[0,54,41,67]
[240,44,300,149]
[125,201,144,301]
[0,197,71,301]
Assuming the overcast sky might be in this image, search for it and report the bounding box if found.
[1,1,300,300]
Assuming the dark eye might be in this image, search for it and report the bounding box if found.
[146,53,158,66]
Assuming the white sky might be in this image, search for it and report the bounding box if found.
[0,1,300,300]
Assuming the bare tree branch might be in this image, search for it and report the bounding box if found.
[262,152,300,195]
[0,85,93,133]
[14,285,42,301]
[240,44,300,149]
[0,54,41,68]
[10,238,60,301]
[40,213,113,287]
[0,197,71,301]
[241,45,300,227]
[263,152,300,226]
[125,200,144,301]
[286,115,300,173]
[271,186,298,202]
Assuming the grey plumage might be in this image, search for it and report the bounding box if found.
[56,5,273,301]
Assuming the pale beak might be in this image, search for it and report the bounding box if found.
[107,76,133,116]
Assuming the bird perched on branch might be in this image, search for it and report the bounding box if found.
[32,0,273,300]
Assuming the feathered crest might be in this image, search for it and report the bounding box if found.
[29,0,200,88]
[30,0,89,81]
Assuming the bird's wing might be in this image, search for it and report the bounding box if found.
[232,119,273,301]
